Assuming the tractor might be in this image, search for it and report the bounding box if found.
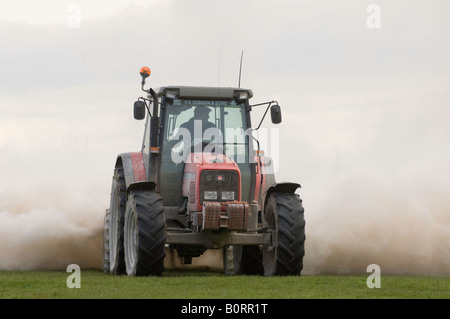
[102,66,305,276]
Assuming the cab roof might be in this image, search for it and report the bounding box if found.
[155,86,253,99]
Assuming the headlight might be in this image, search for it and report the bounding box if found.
[204,191,218,200]
[221,191,235,201]
[237,91,248,100]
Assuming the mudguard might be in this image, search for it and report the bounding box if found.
[115,152,148,189]
[262,182,301,212]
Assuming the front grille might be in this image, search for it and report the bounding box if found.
[199,170,239,204]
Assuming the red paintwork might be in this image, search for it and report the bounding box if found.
[184,152,241,212]
[130,152,147,182]
[254,155,268,210]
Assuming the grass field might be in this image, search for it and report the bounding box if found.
[0,269,448,299]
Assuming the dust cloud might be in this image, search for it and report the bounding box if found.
[0,183,223,272]
[0,176,448,275]
[302,174,450,275]
[165,248,223,271]
[0,185,104,271]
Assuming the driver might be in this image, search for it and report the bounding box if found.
[179,106,217,134]
[176,106,223,156]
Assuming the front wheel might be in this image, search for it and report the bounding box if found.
[124,190,166,276]
[263,192,306,276]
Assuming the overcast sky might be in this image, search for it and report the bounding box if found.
[1,0,449,273]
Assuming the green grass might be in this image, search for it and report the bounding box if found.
[0,269,448,299]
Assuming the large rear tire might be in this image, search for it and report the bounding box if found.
[109,166,127,275]
[102,209,111,273]
[262,192,306,276]
[223,246,235,275]
[233,245,264,275]
[124,190,166,276]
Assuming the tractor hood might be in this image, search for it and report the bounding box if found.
[182,152,241,212]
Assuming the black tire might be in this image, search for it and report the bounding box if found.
[262,192,306,276]
[234,245,264,275]
[223,246,236,275]
[102,209,111,273]
[124,190,166,276]
[109,166,127,275]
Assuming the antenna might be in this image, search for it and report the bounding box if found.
[218,42,223,87]
[238,51,244,88]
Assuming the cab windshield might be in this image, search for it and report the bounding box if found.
[163,99,250,164]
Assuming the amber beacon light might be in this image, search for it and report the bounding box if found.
[140,66,151,78]
[139,66,151,89]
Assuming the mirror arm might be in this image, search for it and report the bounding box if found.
[138,97,152,117]
[252,101,277,131]
[251,100,277,107]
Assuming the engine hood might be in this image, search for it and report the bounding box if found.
[182,152,241,212]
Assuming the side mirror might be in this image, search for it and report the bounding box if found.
[134,100,146,120]
[270,104,282,124]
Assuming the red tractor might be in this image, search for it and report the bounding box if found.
[102,67,305,276]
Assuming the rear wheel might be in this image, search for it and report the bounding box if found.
[124,190,166,276]
[102,209,111,273]
[234,245,264,275]
[109,166,127,275]
[223,245,236,275]
[262,192,306,276]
